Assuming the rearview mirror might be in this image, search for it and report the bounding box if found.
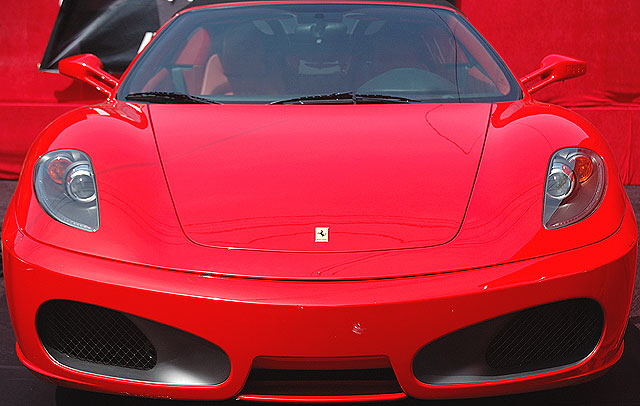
[520,54,586,94]
[58,54,120,97]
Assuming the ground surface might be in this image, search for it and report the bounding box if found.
[1,181,639,405]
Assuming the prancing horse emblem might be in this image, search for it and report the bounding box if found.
[315,227,329,242]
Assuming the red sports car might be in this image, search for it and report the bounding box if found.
[2,0,637,402]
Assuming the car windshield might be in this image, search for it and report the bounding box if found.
[119,3,520,104]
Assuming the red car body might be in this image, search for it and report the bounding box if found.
[2,1,637,402]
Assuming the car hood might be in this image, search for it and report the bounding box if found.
[150,104,491,253]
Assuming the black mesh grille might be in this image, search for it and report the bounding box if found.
[485,299,603,370]
[37,300,157,371]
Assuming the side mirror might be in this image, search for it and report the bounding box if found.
[520,54,586,94]
[58,54,119,97]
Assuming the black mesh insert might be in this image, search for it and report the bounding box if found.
[485,299,603,371]
[37,300,157,371]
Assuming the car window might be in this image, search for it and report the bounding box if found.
[119,4,520,104]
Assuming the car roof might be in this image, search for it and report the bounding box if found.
[179,0,459,12]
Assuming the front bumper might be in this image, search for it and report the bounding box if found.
[3,203,637,402]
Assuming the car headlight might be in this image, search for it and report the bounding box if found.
[543,147,606,229]
[34,150,99,231]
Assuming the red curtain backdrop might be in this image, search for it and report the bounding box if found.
[461,0,640,185]
[1,0,639,185]
[0,2,102,179]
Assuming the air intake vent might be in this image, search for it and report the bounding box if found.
[37,300,157,371]
[485,298,603,370]
[413,298,604,385]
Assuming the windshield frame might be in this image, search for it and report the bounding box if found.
[117,2,522,104]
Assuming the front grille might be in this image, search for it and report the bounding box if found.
[242,368,403,397]
[485,298,603,370]
[37,300,157,371]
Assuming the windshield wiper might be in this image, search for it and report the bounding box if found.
[354,93,423,103]
[125,91,220,104]
[270,92,421,105]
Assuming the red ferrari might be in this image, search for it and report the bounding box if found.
[2,0,638,402]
